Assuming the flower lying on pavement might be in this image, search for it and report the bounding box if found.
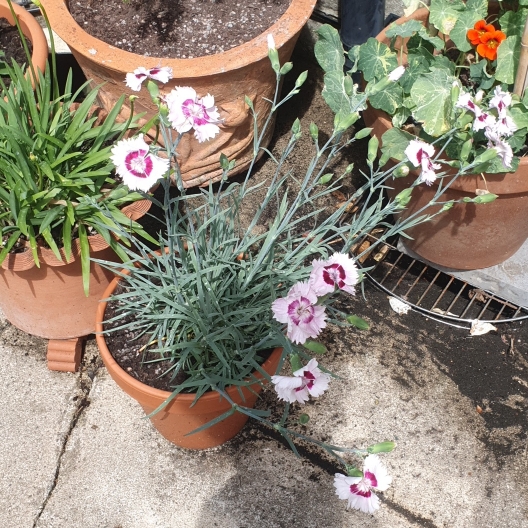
[271,281,327,344]
[334,455,392,513]
[125,66,173,91]
[165,86,221,143]
[271,358,331,404]
[110,134,169,192]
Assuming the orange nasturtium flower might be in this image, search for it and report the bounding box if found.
[477,30,506,61]
[467,19,495,45]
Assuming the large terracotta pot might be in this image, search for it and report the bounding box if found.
[363,7,528,270]
[0,200,151,340]
[42,0,317,188]
[96,274,283,449]
[0,0,48,86]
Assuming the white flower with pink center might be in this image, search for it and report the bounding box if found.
[310,253,359,296]
[166,87,221,143]
[485,129,513,168]
[271,358,331,404]
[489,86,512,117]
[472,111,496,132]
[148,66,173,84]
[456,92,483,117]
[271,281,326,344]
[111,134,169,192]
[125,67,149,92]
[334,455,392,514]
[404,139,441,186]
[125,66,173,92]
[493,114,517,137]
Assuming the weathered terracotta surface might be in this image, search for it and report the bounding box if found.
[364,7,528,270]
[42,0,317,187]
[96,278,282,449]
[0,0,48,86]
[0,200,151,339]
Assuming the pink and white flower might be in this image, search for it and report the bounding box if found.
[271,358,331,404]
[489,86,512,116]
[493,114,517,137]
[271,282,326,344]
[456,92,483,116]
[110,134,169,192]
[404,139,441,186]
[334,455,392,514]
[125,67,149,92]
[485,129,513,168]
[125,66,173,91]
[472,111,496,132]
[165,87,221,143]
[310,253,359,296]
[147,66,173,84]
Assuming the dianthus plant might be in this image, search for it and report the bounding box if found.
[96,40,498,514]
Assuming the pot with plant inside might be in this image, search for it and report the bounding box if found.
[93,41,491,513]
[316,0,528,270]
[41,0,317,187]
[0,16,155,372]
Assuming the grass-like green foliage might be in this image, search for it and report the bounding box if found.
[0,4,152,294]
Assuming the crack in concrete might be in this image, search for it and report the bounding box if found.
[32,344,102,528]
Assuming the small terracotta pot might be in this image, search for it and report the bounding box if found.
[42,0,316,187]
[363,6,528,270]
[96,274,283,449]
[0,199,151,339]
[0,0,48,87]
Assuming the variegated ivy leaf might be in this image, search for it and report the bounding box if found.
[315,25,345,73]
[509,105,528,130]
[392,106,412,128]
[449,9,486,52]
[417,28,445,50]
[321,71,367,115]
[380,127,415,161]
[368,83,404,115]
[495,35,520,85]
[385,19,424,39]
[499,9,528,39]
[428,0,465,35]
[410,68,457,136]
[357,38,399,82]
[465,0,488,17]
[430,55,456,75]
[520,0,528,6]
[400,54,431,93]
[347,45,360,74]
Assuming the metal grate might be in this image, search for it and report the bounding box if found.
[354,236,528,329]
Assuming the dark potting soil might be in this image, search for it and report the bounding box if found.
[0,17,33,87]
[102,281,274,392]
[69,0,291,59]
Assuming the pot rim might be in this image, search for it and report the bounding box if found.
[42,0,317,76]
[95,273,283,404]
[0,0,48,82]
[1,199,151,271]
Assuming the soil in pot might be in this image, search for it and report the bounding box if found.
[0,16,33,87]
[103,281,275,392]
[69,0,291,59]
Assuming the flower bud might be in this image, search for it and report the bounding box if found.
[367,441,396,454]
[473,193,498,203]
[394,187,413,207]
[346,465,364,478]
[388,65,405,82]
[280,62,293,75]
[441,201,455,212]
[295,70,308,89]
[310,122,319,140]
[393,165,410,178]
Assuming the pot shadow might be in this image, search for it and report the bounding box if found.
[190,420,357,528]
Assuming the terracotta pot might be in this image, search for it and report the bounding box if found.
[42,0,317,188]
[96,274,283,449]
[0,199,151,339]
[0,0,48,87]
[363,7,528,270]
